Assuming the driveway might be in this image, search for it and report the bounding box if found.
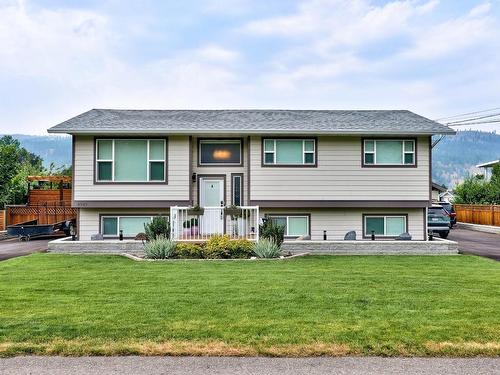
[448,228,500,261]
[0,357,499,375]
[0,236,57,261]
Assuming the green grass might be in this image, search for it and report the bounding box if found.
[0,254,499,357]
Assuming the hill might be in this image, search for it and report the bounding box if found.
[5,130,499,188]
[5,134,72,168]
[432,130,500,188]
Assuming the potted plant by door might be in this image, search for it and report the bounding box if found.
[182,219,192,238]
[224,204,242,217]
[187,204,205,215]
[190,218,199,237]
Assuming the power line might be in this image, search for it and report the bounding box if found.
[444,112,500,125]
[447,119,500,126]
[434,106,500,122]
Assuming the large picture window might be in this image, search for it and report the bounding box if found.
[96,139,166,182]
[199,139,242,166]
[101,215,164,237]
[263,139,316,166]
[268,215,309,237]
[364,215,407,237]
[363,139,415,166]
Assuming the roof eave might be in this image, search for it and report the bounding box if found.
[47,128,457,136]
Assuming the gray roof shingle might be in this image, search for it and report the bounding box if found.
[47,109,455,135]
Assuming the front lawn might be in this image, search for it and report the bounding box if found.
[0,254,499,357]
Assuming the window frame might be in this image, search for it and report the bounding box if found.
[100,214,166,238]
[362,214,408,238]
[262,138,317,167]
[94,138,168,184]
[231,173,243,206]
[197,138,243,167]
[362,138,417,168]
[267,214,311,238]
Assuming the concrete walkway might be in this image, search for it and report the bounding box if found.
[0,356,499,375]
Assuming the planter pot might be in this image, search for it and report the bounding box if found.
[187,209,205,215]
[191,226,199,236]
[224,208,242,217]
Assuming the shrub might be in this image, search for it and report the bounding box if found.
[259,219,285,248]
[175,242,204,259]
[144,216,170,241]
[253,238,281,258]
[227,239,254,259]
[204,234,231,259]
[144,236,176,259]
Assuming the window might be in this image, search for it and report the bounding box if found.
[268,215,309,237]
[199,140,242,165]
[96,139,166,182]
[101,215,162,237]
[263,139,316,166]
[363,139,415,166]
[364,215,406,237]
[232,174,242,206]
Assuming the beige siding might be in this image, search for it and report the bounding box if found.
[261,208,425,241]
[73,135,190,202]
[191,137,248,206]
[79,208,169,240]
[250,136,430,201]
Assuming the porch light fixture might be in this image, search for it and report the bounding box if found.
[191,172,197,183]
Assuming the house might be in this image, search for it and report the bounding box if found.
[431,182,446,202]
[476,159,500,180]
[47,109,455,242]
[438,190,455,203]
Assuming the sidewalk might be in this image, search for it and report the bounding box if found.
[457,222,500,235]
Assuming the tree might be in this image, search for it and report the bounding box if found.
[0,136,44,207]
[453,165,500,205]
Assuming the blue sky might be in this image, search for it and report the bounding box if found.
[1,0,499,134]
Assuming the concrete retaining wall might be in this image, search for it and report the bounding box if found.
[49,237,458,256]
[48,237,145,255]
[281,239,458,255]
[457,222,500,235]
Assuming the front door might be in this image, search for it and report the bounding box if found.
[199,177,224,234]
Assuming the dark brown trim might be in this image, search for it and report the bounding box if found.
[428,136,432,205]
[71,135,75,207]
[362,213,409,239]
[250,200,430,208]
[93,137,169,185]
[247,136,251,205]
[197,138,244,167]
[73,200,189,208]
[230,173,244,206]
[423,207,427,241]
[361,137,417,168]
[188,135,193,205]
[261,137,318,168]
[265,213,311,238]
[196,174,227,207]
[98,212,169,239]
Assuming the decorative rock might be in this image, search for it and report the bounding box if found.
[296,235,311,240]
[395,233,412,240]
[90,234,104,241]
[344,231,356,240]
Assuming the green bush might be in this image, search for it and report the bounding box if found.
[259,219,285,248]
[204,234,231,259]
[175,242,204,259]
[227,239,254,259]
[253,238,281,258]
[144,216,170,241]
[144,237,176,259]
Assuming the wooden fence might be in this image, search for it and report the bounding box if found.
[6,202,77,226]
[0,210,5,231]
[454,204,500,226]
[28,189,72,205]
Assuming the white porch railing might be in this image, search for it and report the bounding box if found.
[170,206,259,241]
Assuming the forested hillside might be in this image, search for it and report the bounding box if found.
[4,134,71,168]
[432,130,500,188]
